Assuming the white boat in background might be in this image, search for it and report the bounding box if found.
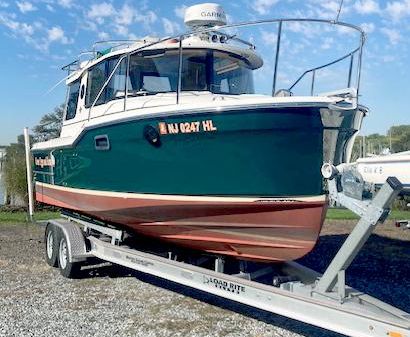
[356,151,410,194]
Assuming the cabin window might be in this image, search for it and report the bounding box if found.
[142,75,172,92]
[212,51,254,95]
[128,51,179,95]
[84,49,255,108]
[105,58,127,101]
[127,49,254,96]
[86,61,106,107]
[85,57,127,108]
[65,80,80,120]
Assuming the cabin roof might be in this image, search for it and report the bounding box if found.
[65,36,262,85]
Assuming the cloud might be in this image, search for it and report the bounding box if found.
[135,10,157,26]
[385,0,410,21]
[16,1,36,13]
[47,26,72,44]
[162,18,180,35]
[320,1,340,13]
[116,4,135,26]
[174,4,187,19]
[261,29,277,46]
[382,55,395,62]
[87,2,157,35]
[114,24,128,37]
[0,12,33,34]
[57,0,73,8]
[380,27,401,44]
[253,0,279,15]
[113,4,157,37]
[321,37,334,49]
[360,22,375,33]
[354,0,380,14]
[0,1,9,8]
[88,2,115,24]
[286,21,322,39]
[305,0,349,19]
[0,12,51,51]
[98,31,110,40]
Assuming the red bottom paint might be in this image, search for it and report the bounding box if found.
[37,183,327,262]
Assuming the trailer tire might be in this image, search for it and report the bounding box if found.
[57,232,82,278]
[45,224,59,267]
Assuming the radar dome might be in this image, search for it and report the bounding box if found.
[184,3,227,29]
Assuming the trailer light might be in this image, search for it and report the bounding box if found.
[388,332,405,337]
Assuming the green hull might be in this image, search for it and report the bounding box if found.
[34,106,325,197]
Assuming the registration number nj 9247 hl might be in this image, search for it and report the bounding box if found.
[158,120,217,135]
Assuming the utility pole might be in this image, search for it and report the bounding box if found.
[23,127,34,222]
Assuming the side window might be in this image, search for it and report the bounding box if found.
[85,57,125,107]
[105,58,127,101]
[142,75,171,92]
[128,53,179,94]
[182,53,207,91]
[85,61,106,108]
[65,80,80,120]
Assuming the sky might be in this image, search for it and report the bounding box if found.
[0,0,409,145]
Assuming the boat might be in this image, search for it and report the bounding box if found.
[356,151,410,194]
[32,3,368,262]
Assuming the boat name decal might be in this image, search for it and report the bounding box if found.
[125,255,154,267]
[203,276,245,295]
[363,165,383,174]
[158,120,217,135]
[34,156,55,168]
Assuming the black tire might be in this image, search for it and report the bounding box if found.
[57,232,82,279]
[45,224,59,267]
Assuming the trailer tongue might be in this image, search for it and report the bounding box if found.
[44,166,410,337]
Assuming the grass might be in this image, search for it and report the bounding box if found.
[326,208,410,220]
[0,211,60,224]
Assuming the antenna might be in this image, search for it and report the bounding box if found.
[43,74,71,96]
[335,0,344,22]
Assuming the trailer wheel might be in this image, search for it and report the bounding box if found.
[58,233,81,278]
[45,224,59,267]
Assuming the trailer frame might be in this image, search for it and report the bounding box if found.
[44,168,410,337]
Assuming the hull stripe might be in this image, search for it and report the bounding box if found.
[35,182,326,203]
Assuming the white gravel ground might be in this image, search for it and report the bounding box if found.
[1,221,409,337]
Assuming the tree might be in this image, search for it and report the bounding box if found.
[3,102,64,207]
[388,125,410,153]
[3,136,29,206]
[32,104,64,142]
[351,125,410,161]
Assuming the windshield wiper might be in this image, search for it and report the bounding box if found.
[127,90,158,97]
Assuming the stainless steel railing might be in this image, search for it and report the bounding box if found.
[287,48,360,95]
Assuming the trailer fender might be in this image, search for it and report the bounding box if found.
[46,219,89,263]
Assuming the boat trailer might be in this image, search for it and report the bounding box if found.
[43,165,410,337]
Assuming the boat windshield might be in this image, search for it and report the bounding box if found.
[128,49,254,95]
